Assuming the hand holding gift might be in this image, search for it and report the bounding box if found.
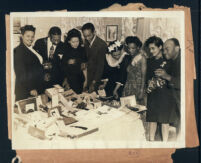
[68,59,76,65]
[88,80,96,93]
[99,80,108,90]
[44,73,51,82]
[113,90,119,99]
[62,78,70,90]
[154,68,171,81]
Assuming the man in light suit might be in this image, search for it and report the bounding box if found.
[33,26,65,89]
[82,23,108,93]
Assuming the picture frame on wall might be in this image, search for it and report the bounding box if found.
[13,18,21,34]
[106,25,118,42]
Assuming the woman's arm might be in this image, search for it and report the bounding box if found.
[14,48,31,91]
[139,55,147,99]
[82,68,87,90]
[113,83,122,99]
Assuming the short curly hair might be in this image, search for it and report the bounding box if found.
[125,36,142,48]
[65,28,83,46]
[144,36,163,48]
[48,26,61,36]
[81,23,95,33]
[20,25,36,35]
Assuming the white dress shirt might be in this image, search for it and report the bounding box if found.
[47,37,56,59]
[89,35,96,48]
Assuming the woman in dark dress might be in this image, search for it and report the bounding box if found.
[61,29,87,94]
[100,41,131,100]
[144,36,177,141]
[14,25,44,101]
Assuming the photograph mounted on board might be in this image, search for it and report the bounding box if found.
[9,11,185,149]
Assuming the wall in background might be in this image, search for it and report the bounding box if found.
[13,17,181,48]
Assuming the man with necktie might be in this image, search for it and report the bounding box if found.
[81,23,107,93]
[34,26,65,89]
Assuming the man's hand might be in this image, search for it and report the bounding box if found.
[30,89,38,96]
[68,59,76,65]
[62,78,70,90]
[154,68,171,81]
[88,81,96,93]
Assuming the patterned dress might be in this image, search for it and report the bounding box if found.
[122,54,145,104]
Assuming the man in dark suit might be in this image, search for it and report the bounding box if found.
[33,26,65,89]
[155,38,181,138]
[81,23,107,93]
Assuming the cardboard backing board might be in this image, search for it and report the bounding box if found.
[5,3,199,163]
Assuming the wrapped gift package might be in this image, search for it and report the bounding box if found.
[14,85,146,140]
[53,84,64,93]
[120,95,137,107]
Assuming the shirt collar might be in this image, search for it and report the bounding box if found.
[89,35,96,48]
[48,37,56,48]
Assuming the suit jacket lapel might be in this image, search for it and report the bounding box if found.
[43,37,48,60]
[54,42,63,58]
[90,36,98,49]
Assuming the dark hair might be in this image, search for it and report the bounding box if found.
[48,26,61,36]
[144,36,163,48]
[168,38,180,47]
[20,25,35,35]
[108,41,123,53]
[81,23,95,33]
[65,28,83,47]
[125,36,142,48]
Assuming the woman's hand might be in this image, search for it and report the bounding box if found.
[62,78,70,90]
[83,81,88,92]
[131,54,142,66]
[138,89,144,100]
[81,63,86,70]
[30,89,38,96]
[68,59,76,65]
[113,90,119,99]
[99,84,106,90]
[99,81,107,90]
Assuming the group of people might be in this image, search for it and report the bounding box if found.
[14,22,180,141]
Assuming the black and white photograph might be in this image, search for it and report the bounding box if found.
[10,11,185,149]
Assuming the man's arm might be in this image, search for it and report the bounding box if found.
[168,72,180,90]
[93,44,107,83]
[155,67,180,90]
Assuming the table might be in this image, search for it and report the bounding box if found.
[12,90,147,149]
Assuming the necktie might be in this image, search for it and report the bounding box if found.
[49,44,54,59]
